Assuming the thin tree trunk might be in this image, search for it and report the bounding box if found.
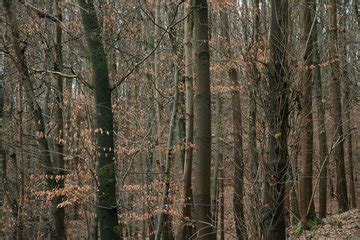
[313,1,329,219]
[79,0,121,239]
[17,64,25,240]
[0,54,4,238]
[249,0,261,236]
[230,68,246,240]
[219,164,225,240]
[339,0,357,209]
[155,65,179,240]
[326,0,349,213]
[219,6,247,240]
[211,94,222,238]
[299,0,316,226]
[154,0,163,169]
[51,1,66,238]
[178,2,194,239]
[262,0,289,239]
[193,0,213,238]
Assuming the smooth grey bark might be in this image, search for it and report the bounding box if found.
[262,0,289,239]
[79,0,121,239]
[326,0,349,213]
[193,0,213,239]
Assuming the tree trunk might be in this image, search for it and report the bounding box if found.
[154,0,163,170]
[313,1,329,219]
[219,6,247,240]
[299,0,316,226]
[155,65,179,240]
[230,69,246,240]
[211,94,222,237]
[79,0,121,239]
[193,0,213,238]
[262,0,289,239]
[51,1,66,238]
[178,2,194,239]
[326,0,349,213]
[249,0,261,236]
[219,164,225,240]
[0,54,4,237]
[339,0,357,209]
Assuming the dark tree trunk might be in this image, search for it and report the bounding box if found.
[193,0,213,239]
[299,0,316,226]
[79,0,121,239]
[51,1,66,238]
[262,0,289,239]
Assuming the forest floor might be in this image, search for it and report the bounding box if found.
[288,208,360,239]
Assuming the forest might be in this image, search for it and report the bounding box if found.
[0,0,359,239]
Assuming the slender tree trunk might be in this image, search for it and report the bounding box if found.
[193,0,213,238]
[178,2,194,239]
[262,0,289,239]
[155,65,179,240]
[299,0,316,226]
[326,0,349,213]
[211,94,222,238]
[219,6,247,240]
[343,77,356,209]
[249,0,261,236]
[17,63,25,240]
[51,1,66,238]
[339,0,357,209]
[154,0,163,169]
[79,0,121,239]
[219,164,225,240]
[313,1,329,219]
[0,53,4,238]
[230,68,246,240]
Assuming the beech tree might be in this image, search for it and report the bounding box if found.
[79,0,120,238]
[192,0,213,238]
